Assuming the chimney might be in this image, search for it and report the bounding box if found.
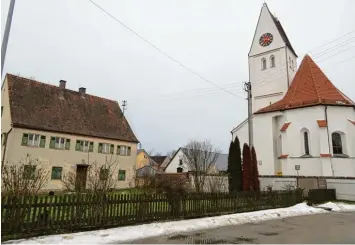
[59,80,66,89]
[79,87,86,97]
[59,80,66,99]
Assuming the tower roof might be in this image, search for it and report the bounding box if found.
[270,12,297,57]
[255,55,355,114]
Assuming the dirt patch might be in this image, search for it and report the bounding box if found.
[259,232,279,236]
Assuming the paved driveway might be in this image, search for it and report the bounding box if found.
[128,212,355,244]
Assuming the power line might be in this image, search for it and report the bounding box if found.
[88,0,244,99]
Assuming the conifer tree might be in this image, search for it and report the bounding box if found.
[251,146,260,191]
[234,136,243,191]
[242,143,251,191]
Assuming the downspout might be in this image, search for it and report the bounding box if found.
[324,106,335,177]
[1,127,13,171]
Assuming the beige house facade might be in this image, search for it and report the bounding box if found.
[1,74,139,191]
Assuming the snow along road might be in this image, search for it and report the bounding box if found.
[4,202,355,244]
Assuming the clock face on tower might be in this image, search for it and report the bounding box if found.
[259,33,273,47]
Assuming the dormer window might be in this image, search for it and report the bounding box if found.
[261,58,267,70]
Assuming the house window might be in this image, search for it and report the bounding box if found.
[303,131,310,155]
[332,132,343,154]
[99,143,114,154]
[291,60,294,70]
[289,57,292,68]
[1,106,3,117]
[118,145,131,156]
[177,167,183,173]
[270,55,275,68]
[49,137,70,150]
[261,58,267,70]
[23,165,36,179]
[179,159,183,166]
[118,170,126,181]
[75,140,94,152]
[100,168,109,181]
[51,167,63,180]
[21,133,46,148]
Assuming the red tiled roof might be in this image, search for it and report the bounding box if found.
[320,154,332,158]
[348,119,355,125]
[6,74,139,142]
[317,120,327,128]
[255,55,355,114]
[280,122,291,132]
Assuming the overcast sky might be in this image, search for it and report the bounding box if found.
[1,0,355,154]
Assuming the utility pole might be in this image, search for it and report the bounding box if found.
[1,0,16,77]
[244,81,253,148]
[122,100,127,115]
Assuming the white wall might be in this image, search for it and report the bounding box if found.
[164,149,189,173]
[327,179,355,201]
[248,4,297,113]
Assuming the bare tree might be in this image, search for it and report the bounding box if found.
[182,140,220,193]
[166,149,177,158]
[61,155,120,194]
[1,154,50,196]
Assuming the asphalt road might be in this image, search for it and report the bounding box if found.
[127,212,355,244]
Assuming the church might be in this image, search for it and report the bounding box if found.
[231,3,355,177]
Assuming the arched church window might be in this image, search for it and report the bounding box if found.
[270,55,275,68]
[303,131,310,155]
[261,58,267,70]
[332,132,343,154]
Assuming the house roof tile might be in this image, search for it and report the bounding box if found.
[255,55,355,114]
[6,74,138,142]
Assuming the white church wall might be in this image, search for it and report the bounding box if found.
[249,5,286,57]
[232,119,249,148]
[284,106,324,157]
[326,106,355,156]
[281,158,323,176]
[332,158,355,177]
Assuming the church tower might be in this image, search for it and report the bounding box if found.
[249,3,298,113]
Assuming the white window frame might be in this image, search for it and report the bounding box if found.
[28,134,41,147]
[55,137,66,149]
[120,146,128,156]
[102,143,111,154]
[82,140,90,152]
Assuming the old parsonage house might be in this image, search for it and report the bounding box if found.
[1,74,139,190]
[232,3,355,177]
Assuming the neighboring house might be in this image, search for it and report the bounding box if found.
[164,148,228,174]
[136,149,158,170]
[1,74,139,191]
[231,3,355,177]
[150,155,170,172]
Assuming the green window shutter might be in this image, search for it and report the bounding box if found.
[98,143,102,153]
[127,147,131,156]
[89,142,94,152]
[75,140,81,151]
[110,144,114,154]
[117,145,121,155]
[21,133,28,146]
[118,170,126,181]
[65,139,70,150]
[51,167,63,180]
[49,137,55,149]
[39,135,46,148]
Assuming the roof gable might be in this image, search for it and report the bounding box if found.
[6,74,138,142]
[249,3,297,57]
[255,55,354,114]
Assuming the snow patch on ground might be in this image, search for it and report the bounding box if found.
[5,202,330,244]
[317,202,355,212]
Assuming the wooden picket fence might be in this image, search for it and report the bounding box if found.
[1,190,303,240]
